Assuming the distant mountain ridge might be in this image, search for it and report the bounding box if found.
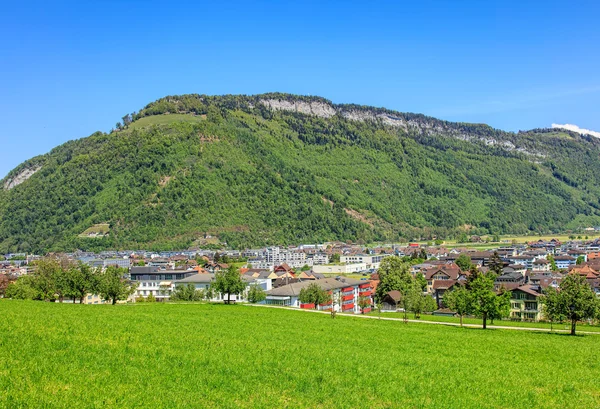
[1,93,600,253]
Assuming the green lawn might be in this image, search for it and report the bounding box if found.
[374,311,600,332]
[1,301,599,408]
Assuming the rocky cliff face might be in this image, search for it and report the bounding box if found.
[3,166,42,190]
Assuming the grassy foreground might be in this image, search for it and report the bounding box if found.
[1,301,599,408]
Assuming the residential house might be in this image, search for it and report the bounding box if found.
[264,277,372,313]
[554,255,576,270]
[531,258,550,272]
[423,263,461,295]
[432,280,459,308]
[509,285,543,321]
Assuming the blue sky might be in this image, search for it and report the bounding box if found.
[1,0,599,178]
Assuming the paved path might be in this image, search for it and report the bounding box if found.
[244,303,599,335]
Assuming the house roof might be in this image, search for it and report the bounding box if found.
[176,273,255,284]
[432,279,458,290]
[384,290,401,302]
[424,264,461,280]
[176,273,215,283]
[569,265,600,279]
[266,277,363,297]
[511,284,542,297]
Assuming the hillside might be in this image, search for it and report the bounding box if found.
[2,301,599,408]
[2,93,600,252]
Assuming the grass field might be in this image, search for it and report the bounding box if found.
[2,301,600,408]
[78,223,110,238]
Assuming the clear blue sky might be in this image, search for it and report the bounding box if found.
[1,0,599,178]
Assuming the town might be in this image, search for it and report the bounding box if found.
[3,237,600,327]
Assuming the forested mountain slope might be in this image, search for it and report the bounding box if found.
[2,93,600,253]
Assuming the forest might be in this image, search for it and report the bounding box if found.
[1,93,600,253]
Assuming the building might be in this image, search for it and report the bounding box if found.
[312,263,367,274]
[173,273,269,302]
[509,285,543,321]
[264,277,372,313]
[87,258,131,269]
[340,254,384,270]
[130,266,196,300]
[531,258,550,272]
[554,255,576,270]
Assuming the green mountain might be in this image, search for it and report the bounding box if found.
[2,93,600,253]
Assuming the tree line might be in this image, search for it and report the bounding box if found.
[5,256,136,304]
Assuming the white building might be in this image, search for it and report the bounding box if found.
[312,263,367,274]
[130,266,197,300]
[339,254,385,270]
[173,273,271,302]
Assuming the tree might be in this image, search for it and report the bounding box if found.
[298,282,330,310]
[5,275,40,300]
[469,272,510,329]
[329,253,340,263]
[66,264,99,303]
[146,293,157,303]
[0,274,14,297]
[122,114,132,128]
[98,266,136,305]
[488,251,504,277]
[171,284,203,301]
[376,300,383,319]
[542,286,566,331]
[547,255,558,271]
[213,252,221,263]
[488,288,512,325]
[358,295,371,314]
[330,291,340,318]
[212,265,246,304]
[375,256,414,322]
[31,257,63,301]
[247,284,266,304]
[557,274,598,335]
[576,256,585,265]
[375,256,412,302]
[415,273,427,291]
[407,282,436,319]
[455,254,472,271]
[443,285,472,327]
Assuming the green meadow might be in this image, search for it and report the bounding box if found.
[1,301,599,409]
